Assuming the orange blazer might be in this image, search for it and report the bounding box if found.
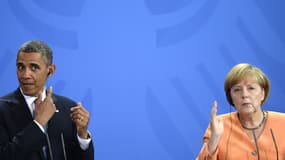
[196,111,285,160]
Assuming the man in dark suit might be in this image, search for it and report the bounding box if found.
[0,40,94,160]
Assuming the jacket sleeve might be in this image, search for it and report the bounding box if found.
[56,97,95,160]
[67,122,94,160]
[73,139,94,160]
[196,126,219,160]
[0,119,46,160]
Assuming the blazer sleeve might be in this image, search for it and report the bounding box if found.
[0,110,46,160]
[196,126,218,160]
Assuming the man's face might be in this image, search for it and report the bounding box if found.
[16,52,52,96]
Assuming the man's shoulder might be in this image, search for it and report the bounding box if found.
[0,89,23,113]
[52,93,77,108]
[0,89,21,104]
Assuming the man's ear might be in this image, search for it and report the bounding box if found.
[47,64,56,77]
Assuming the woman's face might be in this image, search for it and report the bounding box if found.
[230,76,265,114]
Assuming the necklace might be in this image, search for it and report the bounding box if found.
[239,111,266,130]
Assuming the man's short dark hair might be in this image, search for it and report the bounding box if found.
[17,40,53,66]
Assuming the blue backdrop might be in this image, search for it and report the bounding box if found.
[1,0,285,159]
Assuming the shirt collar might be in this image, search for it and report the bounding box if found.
[20,87,47,113]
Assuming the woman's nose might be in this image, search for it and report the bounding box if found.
[241,89,249,98]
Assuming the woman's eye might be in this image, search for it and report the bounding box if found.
[232,88,240,92]
[248,87,255,90]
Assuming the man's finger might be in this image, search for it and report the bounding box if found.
[71,102,86,112]
[36,92,42,104]
[47,86,53,99]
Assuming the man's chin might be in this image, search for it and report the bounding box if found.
[23,92,37,96]
[21,88,37,96]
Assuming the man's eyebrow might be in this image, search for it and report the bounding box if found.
[30,62,40,65]
[16,62,23,65]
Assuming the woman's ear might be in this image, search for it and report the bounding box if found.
[226,91,233,106]
[261,88,265,101]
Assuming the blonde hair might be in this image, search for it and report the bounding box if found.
[224,63,270,106]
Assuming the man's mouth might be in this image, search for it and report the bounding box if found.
[21,83,34,87]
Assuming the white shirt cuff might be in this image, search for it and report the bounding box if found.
[77,131,92,150]
[35,120,91,150]
[33,120,45,133]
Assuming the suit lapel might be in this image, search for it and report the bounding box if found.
[47,95,66,160]
[7,89,34,131]
[2,89,44,159]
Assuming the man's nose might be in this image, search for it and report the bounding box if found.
[21,69,32,78]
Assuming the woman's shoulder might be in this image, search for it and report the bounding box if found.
[267,111,285,120]
[266,111,285,131]
[217,111,285,119]
[218,112,237,118]
[217,112,238,120]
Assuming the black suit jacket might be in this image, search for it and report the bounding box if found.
[0,88,94,160]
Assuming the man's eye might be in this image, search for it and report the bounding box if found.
[17,65,24,71]
[31,64,40,71]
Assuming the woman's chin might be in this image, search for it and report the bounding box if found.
[238,106,257,114]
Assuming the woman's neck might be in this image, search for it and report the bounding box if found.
[238,110,265,130]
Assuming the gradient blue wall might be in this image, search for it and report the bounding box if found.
[1,0,285,159]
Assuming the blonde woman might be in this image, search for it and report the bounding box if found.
[197,63,285,160]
